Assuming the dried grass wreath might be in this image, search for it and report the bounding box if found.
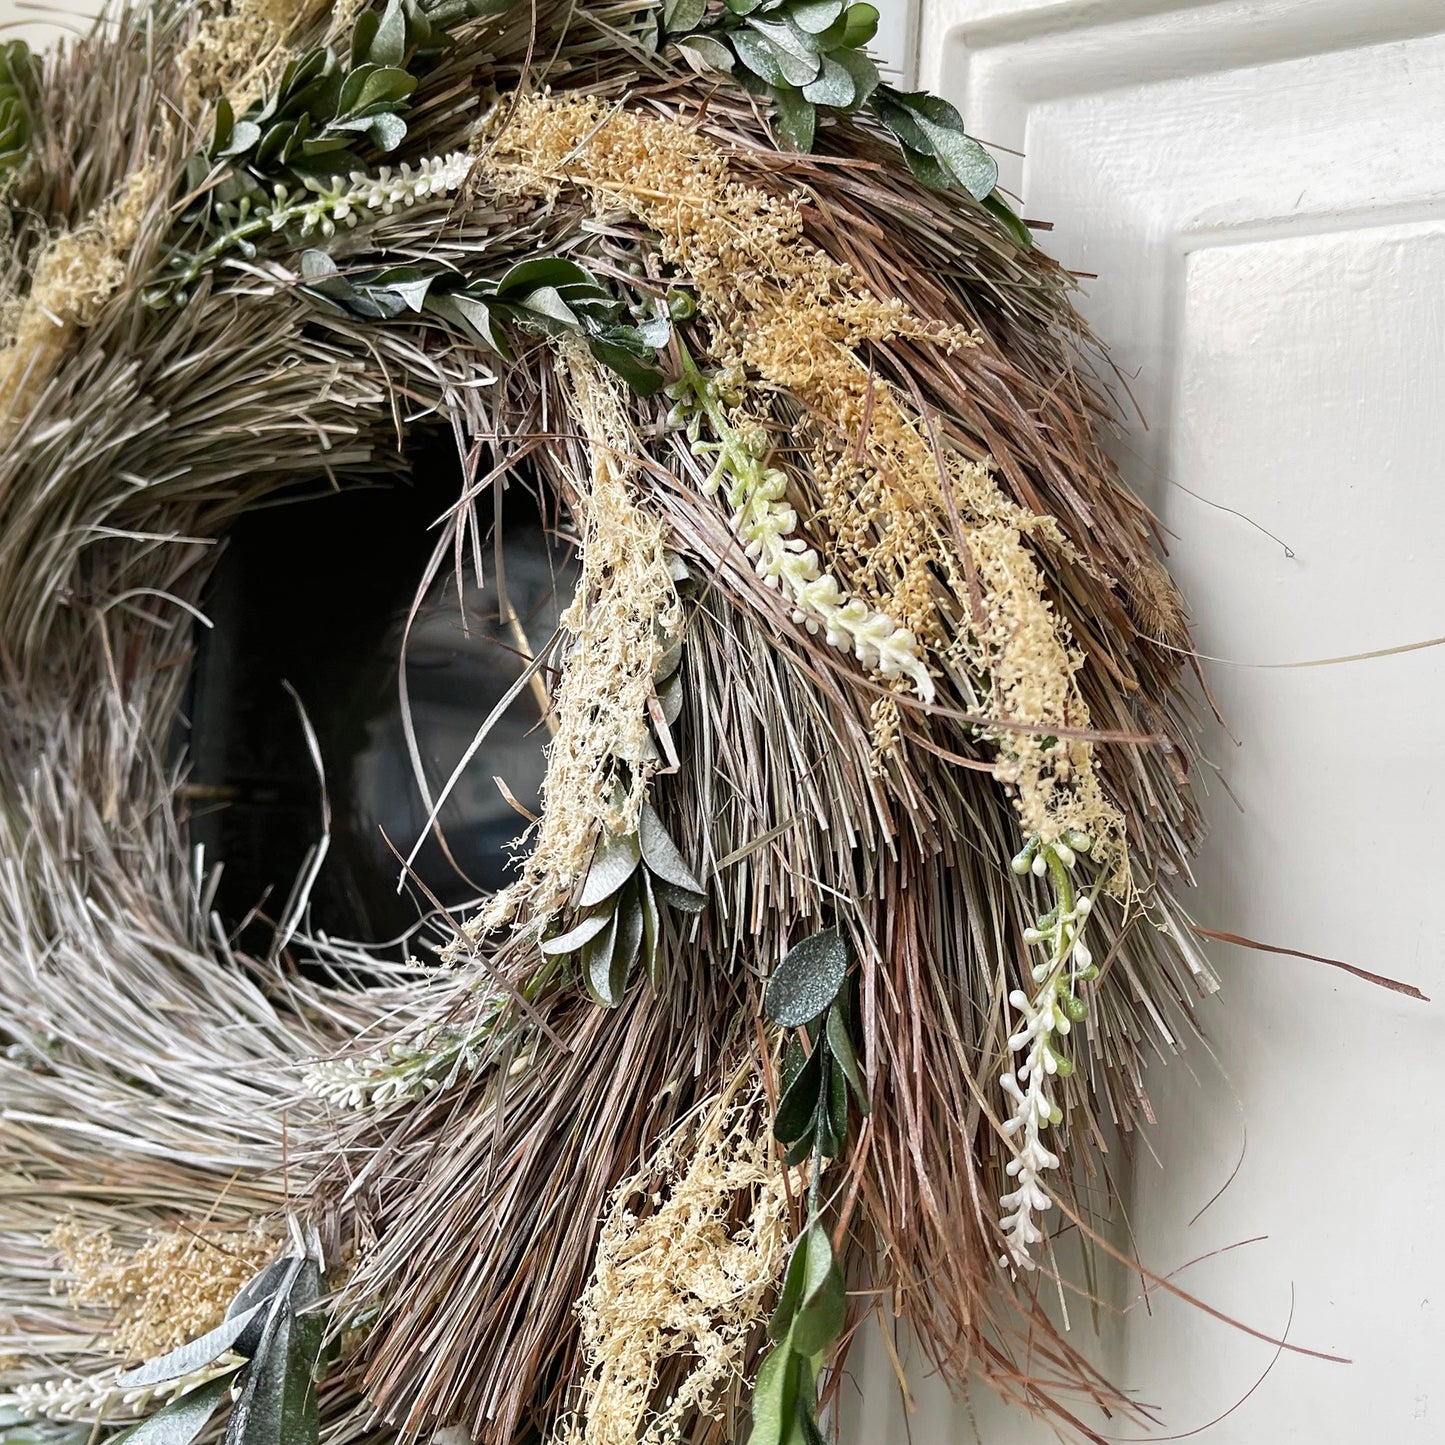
[0,4,1230,1444]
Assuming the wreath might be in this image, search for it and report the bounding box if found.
[0,4,1224,1443]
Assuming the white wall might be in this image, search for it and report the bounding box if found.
[852,1,1445,1441]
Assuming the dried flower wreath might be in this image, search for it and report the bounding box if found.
[0,3,1226,1444]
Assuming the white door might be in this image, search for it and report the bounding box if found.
[848,2,1445,1441]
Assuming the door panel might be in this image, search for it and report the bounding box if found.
[846,3,1445,1440]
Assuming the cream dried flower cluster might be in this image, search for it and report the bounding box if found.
[0,1357,243,1424]
[49,1219,276,1359]
[482,95,1123,861]
[560,1080,790,1445]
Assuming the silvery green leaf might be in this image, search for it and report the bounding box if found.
[111,1375,235,1445]
[731,29,786,86]
[651,877,707,913]
[665,552,692,583]
[516,285,578,327]
[801,55,854,108]
[753,32,821,85]
[299,250,338,280]
[772,89,815,152]
[911,113,996,198]
[639,804,703,893]
[830,48,879,107]
[636,315,671,349]
[745,1341,798,1445]
[663,0,707,32]
[368,0,408,65]
[217,120,261,158]
[790,0,844,32]
[676,35,734,72]
[117,1305,264,1387]
[825,1001,869,1113]
[726,0,761,13]
[611,880,645,999]
[579,830,642,908]
[640,870,662,989]
[749,15,823,59]
[582,908,622,1007]
[787,1222,846,1356]
[367,112,408,153]
[653,634,684,683]
[763,927,849,1026]
[540,910,613,956]
[494,256,594,296]
[771,1039,823,1142]
[658,672,684,727]
[837,0,878,47]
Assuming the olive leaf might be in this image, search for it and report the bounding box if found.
[117,1304,264,1388]
[578,830,642,908]
[110,1375,236,1445]
[763,927,849,1027]
[639,804,704,894]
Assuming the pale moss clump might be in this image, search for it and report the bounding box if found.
[558,1079,790,1445]
[484,95,1126,873]
[49,1219,276,1359]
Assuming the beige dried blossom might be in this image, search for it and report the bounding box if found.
[483,96,1126,869]
[477,339,681,932]
[49,1218,276,1360]
[0,167,157,435]
[176,0,346,112]
[558,1077,790,1445]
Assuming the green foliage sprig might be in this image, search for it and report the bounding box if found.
[749,926,869,1445]
[661,0,1029,242]
[297,251,671,393]
[0,42,36,183]
[110,1245,329,1445]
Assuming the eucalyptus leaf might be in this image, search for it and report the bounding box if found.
[984,189,1032,247]
[675,35,735,72]
[650,876,708,913]
[582,906,622,1008]
[356,67,417,112]
[823,1057,848,1156]
[726,0,762,13]
[638,804,703,894]
[772,1040,823,1143]
[663,0,708,32]
[640,869,662,989]
[801,55,854,108]
[111,1375,235,1445]
[790,0,844,33]
[657,672,684,727]
[748,15,823,60]
[825,1001,869,1114]
[747,29,820,85]
[579,830,642,909]
[772,89,815,152]
[745,1339,799,1445]
[837,0,878,48]
[367,112,409,152]
[788,1223,846,1356]
[763,927,849,1027]
[910,112,997,198]
[494,256,594,297]
[515,285,579,327]
[117,1304,264,1387]
[369,0,409,66]
[540,909,613,956]
[611,878,645,1000]
[218,120,262,159]
[830,47,879,107]
[730,29,787,87]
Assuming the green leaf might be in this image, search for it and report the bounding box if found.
[368,112,408,152]
[350,7,380,67]
[218,120,262,160]
[650,876,708,913]
[984,189,1032,247]
[676,35,735,71]
[663,0,708,32]
[749,14,825,59]
[638,804,703,894]
[494,256,595,297]
[514,284,579,328]
[730,29,785,86]
[579,830,642,908]
[611,878,645,1000]
[224,1259,323,1445]
[763,927,849,1027]
[640,868,662,989]
[768,1230,811,1341]
[117,1305,264,1387]
[727,0,762,12]
[742,29,819,87]
[837,1,878,48]
[745,1340,800,1445]
[788,1224,846,1357]
[897,142,953,192]
[911,114,996,198]
[772,89,815,152]
[586,336,665,396]
[790,0,844,33]
[828,47,879,107]
[825,1001,869,1113]
[356,66,417,112]
[823,1057,848,1157]
[369,0,409,66]
[582,906,622,1007]
[211,97,235,155]
[540,909,613,956]
[336,63,377,117]
[801,55,854,108]
[772,1039,823,1143]
[657,672,684,727]
[111,1375,235,1445]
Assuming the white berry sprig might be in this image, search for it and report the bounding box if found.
[997,831,1099,1272]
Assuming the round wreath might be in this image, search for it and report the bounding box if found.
[0,4,1217,1444]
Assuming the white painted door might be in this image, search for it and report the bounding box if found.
[847,1,1445,1440]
